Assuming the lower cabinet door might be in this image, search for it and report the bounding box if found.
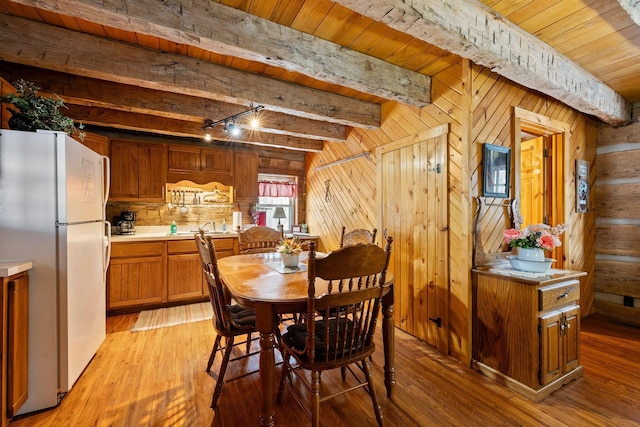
[8,273,29,417]
[539,304,581,386]
[167,253,205,302]
[540,310,563,385]
[108,256,165,309]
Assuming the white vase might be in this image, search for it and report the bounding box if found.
[516,247,545,262]
[281,253,299,267]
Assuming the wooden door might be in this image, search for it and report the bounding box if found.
[520,136,544,226]
[377,124,449,353]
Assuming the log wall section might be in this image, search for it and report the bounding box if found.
[305,60,597,363]
[595,117,640,327]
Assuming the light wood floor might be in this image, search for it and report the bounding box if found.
[9,314,640,426]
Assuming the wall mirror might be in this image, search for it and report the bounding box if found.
[483,143,511,198]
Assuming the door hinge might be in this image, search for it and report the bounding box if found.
[428,163,442,174]
[538,324,542,334]
[544,148,551,158]
[429,317,442,328]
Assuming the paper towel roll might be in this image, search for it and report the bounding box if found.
[232,211,243,231]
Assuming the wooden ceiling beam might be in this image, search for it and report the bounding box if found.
[333,0,632,125]
[66,105,324,152]
[8,0,430,108]
[0,14,380,129]
[0,62,346,143]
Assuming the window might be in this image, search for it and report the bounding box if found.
[256,174,297,232]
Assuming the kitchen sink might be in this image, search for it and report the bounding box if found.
[171,230,226,236]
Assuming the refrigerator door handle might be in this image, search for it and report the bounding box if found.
[101,155,110,211]
[103,220,112,283]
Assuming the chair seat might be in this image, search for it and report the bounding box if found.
[283,318,374,364]
[227,304,255,328]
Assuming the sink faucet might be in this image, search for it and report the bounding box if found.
[199,221,216,233]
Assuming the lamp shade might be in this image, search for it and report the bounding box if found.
[273,207,286,219]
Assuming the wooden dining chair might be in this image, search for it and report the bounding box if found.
[277,238,393,427]
[237,226,283,254]
[340,226,378,247]
[195,233,263,408]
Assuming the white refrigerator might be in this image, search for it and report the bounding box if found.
[0,129,111,414]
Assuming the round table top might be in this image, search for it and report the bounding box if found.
[217,252,311,306]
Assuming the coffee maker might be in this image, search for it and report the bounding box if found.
[119,211,136,235]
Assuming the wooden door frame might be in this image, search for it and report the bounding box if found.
[513,107,570,267]
[376,123,450,354]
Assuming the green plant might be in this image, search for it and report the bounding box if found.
[2,79,84,139]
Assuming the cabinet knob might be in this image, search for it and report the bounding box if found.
[557,291,569,300]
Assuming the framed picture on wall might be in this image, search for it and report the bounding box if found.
[483,143,511,198]
[292,225,302,233]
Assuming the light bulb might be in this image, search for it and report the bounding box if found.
[230,125,241,137]
[204,133,212,141]
[249,117,260,128]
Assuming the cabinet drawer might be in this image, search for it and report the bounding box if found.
[539,280,580,311]
[111,242,165,258]
[168,239,197,254]
[212,238,235,252]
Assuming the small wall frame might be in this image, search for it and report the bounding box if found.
[482,143,511,198]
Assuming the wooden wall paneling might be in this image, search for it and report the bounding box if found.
[594,259,640,297]
[596,224,640,257]
[597,150,640,180]
[595,183,640,217]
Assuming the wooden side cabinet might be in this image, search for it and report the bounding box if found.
[1,264,31,427]
[472,268,586,401]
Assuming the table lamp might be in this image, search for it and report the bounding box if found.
[273,207,286,232]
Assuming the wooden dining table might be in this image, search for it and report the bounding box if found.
[216,251,396,427]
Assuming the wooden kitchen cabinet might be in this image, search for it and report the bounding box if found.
[1,267,30,426]
[108,242,166,312]
[233,151,259,201]
[110,140,166,201]
[167,240,205,303]
[108,237,236,313]
[7,273,28,419]
[166,238,236,302]
[167,145,233,185]
[472,268,585,401]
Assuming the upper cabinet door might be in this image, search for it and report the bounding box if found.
[167,145,201,173]
[110,140,166,201]
[202,148,234,176]
[138,143,166,201]
[110,140,139,199]
[234,152,258,201]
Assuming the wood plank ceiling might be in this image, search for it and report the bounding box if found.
[0,0,638,152]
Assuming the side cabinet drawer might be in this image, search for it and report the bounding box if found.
[539,280,580,311]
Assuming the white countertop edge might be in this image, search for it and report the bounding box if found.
[0,261,33,277]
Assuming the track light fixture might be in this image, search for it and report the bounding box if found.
[202,104,264,139]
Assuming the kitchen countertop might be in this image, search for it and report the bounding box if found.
[0,261,33,277]
[111,226,319,243]
[111,226,237,242]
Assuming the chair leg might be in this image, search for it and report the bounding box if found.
[211,336,235,408]
[311,369,321,427]
[277,352,290,403]
[246,332,252,354]
[362,358,383,427]
[206,335,222,372]
[341,367,347,381]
